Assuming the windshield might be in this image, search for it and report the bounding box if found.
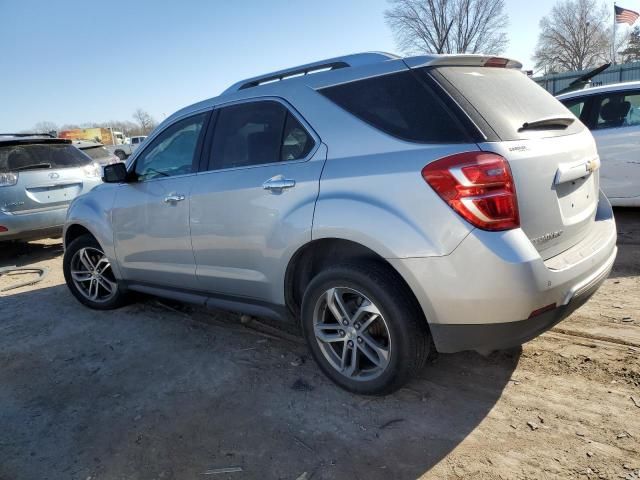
[435,66,585,140]
[81,145,112,160]
[0,143,92,173]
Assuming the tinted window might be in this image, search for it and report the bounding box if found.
[208,101,315,170]
[437,66,585,140]
[81,145,112,160]
[135,113,207,180]
[318,70,468,143]
[593,91,640,129]
[0,143,92,173]
[282,113,314,161]
[132,138,139,144]
[563,98,587,120]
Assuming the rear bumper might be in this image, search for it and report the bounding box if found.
[429,247,615,352]
[389,191,617,353]
[0,207,67,241]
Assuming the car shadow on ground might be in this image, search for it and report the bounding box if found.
[0,283,519,480]
[0,239,63,268]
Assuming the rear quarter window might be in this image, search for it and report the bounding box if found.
[318,70,470,143]
[435,66,585,141]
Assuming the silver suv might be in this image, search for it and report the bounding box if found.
[63,53,617,394]
[0,134,102,242]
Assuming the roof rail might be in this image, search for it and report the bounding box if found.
[222,52,399,94]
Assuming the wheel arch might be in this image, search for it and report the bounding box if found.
[284,238,427,326]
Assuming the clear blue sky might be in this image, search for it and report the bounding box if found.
[1,0,562,132]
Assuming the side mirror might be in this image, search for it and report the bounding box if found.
[102,162,128,183]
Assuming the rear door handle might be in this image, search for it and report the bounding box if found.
[164,194,185,203]
[263,175,296,191]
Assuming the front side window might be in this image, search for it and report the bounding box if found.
[134,112,207,180]
[563,98,587,120]
[593,91,640,129]
[208,101,315,170]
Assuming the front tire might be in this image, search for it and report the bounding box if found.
[63,234,127,310]
[301,263,430,395]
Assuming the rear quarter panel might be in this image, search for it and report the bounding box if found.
[313,146,476,259]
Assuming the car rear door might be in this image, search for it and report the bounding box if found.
[111,111,210,289]
[189,99,325,303]
[586,90,640,200]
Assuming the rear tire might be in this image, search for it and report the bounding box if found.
[63,234,128,310]
[114,150,127,161]
[301,263,430,395]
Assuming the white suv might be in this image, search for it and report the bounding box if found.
[558,81,640,206]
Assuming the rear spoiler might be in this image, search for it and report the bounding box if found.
[404,55,523,70]
[0,132,56,138]
[0,138,71,147]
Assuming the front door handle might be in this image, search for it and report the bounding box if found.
[164,194,185,203]
[263,175,296,192]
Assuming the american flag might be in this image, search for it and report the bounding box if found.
[615,5,640,25]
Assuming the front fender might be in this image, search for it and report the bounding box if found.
[64,184,120,277]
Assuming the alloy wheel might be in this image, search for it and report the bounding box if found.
[70,247,118,303]
[312,287,391,381]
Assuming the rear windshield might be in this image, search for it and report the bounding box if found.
[81,145,112,160]
[435,66,585,140]
[318,70,470,143]
[0,143,92,173]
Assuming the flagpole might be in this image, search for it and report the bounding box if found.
[613,2,617,65]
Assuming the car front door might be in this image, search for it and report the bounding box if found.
[189,99,325,303]
[112,111,210,289]
[588,91,640,200]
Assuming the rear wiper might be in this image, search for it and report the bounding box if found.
[519,116,575,132]
[14,163,52,171]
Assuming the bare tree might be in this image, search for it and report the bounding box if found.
[132,108,156,135]
[533,0,610,73]
[385,0,509,55]
[32,121,58,134]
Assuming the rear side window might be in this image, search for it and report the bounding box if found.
[208,101,315,170]
[81,145,112,160]
[0,143,92,173]
[318,70,469,143]
[436,66,585,140]
[592,91,640,129]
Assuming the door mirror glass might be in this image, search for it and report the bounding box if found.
[102,162,128,183]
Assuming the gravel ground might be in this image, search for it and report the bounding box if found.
[0,209,638,480]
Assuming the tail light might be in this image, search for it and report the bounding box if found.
[421,151,519,231]
[0,172,18,187]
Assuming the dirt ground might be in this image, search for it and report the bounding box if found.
[0,210,639,480]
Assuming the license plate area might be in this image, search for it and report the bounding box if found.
[555,174,597,224]
[25,182,82,204]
